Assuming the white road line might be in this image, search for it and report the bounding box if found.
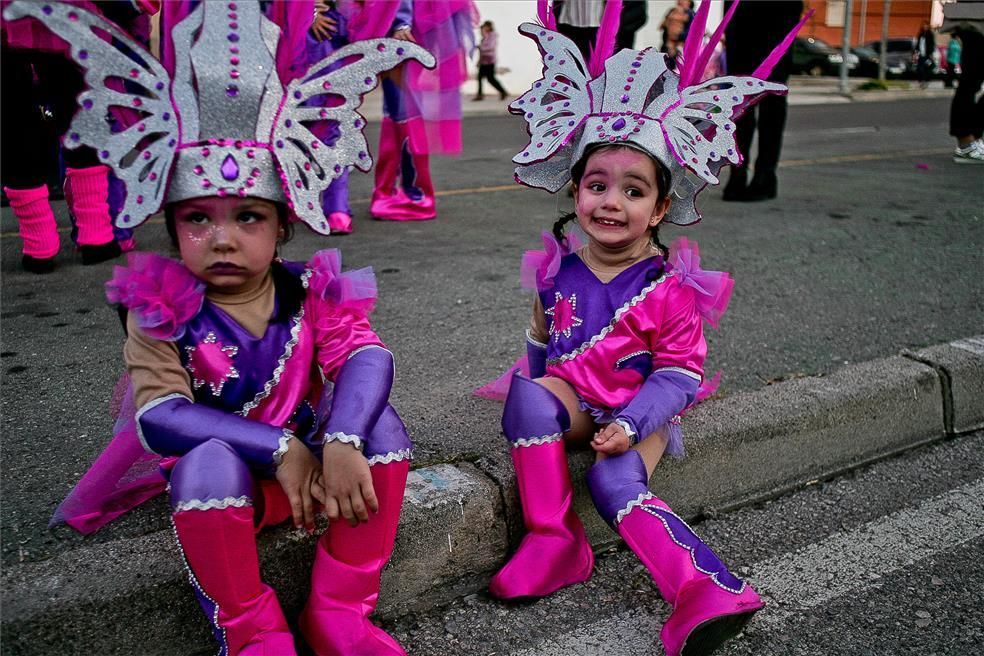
[510,480,984,656]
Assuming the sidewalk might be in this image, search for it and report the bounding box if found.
[355,76,958,121]
[3,336,982,654]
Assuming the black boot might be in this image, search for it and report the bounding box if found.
[742,172,778,202]
[80,240,122,265]
[22,254,56,274]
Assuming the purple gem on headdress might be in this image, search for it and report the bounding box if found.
[150,172,158,181]
[308,202,315,209]
[319,109,329,118]
[285,119,293,128]
[202,180,212,188]
[220,155,239,181]
[596,125,603,131]
[251,168,261,177]
[359,151,367,159]
[526,113,533,119]
[548,55,554,61]
[334,165,342,173]
[228,2,237,8]
[710,151,716,158]
[725,124,732,131]
[230,46,239,54]
[624,85,631,91]
[547,36,553,41]
[612,118,626,131]
[732,96,738,101]
[132,98,142,107]
[230,70,240,79]
[217,188,227,198]
[377,43,386,51]
[246,149,255,159]
[276,140,284,148]
[83,99,93,109]
[620,94,629,103]
[354,118,362,127]
[294,180,302,188]
[122,214,130,222]
[229,12,237,19]
[564,102,570,107]
[68,11,78,21]
[322,81,332,90]
[627,77,634,82]
[136,195,144,204]
[163,112,171,121]
[727,148,734,155]
[746,80,753,86]
[142,151,151,160]
[364,77,372,85]
[100,150,109,159]
[70,132,79,141]
[568,120,575,126]
[396,47,404,55]
[304,162,312,171]
[42,5,52,14]
[311,141,320,149]
[226,85,239,97]
[228,33,239,42]
[129,68,139,78]
[79,50,88,59]
[193,165,204,175]
[245,179,254,187]
[168,139,176,147]
[294,91,302,99]
[631,61,641,68]
[230,56,240,65]
[201,147,210,157]
[156,82,165,91]
[713,95,720,101]
[539,30,545,36]
[229,22,238,29]
[238,188,247,198]
[560,60,566,65]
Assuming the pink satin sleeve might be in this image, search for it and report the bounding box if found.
[309,299,385,382]
[650,281,707,378]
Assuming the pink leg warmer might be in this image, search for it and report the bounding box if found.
[64,165,115,246]
[3,185,60,259]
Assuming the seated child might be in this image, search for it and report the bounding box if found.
[4,1,435,653]
[487,4,809,655]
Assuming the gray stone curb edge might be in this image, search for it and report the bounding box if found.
[3,336,982,655]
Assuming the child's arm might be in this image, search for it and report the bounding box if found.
[611,290,704,446]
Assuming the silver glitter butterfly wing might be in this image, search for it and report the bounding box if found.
[272,39,435,232]
[3,1,177,229]
[510,22,593,191]
[660,76,787,184]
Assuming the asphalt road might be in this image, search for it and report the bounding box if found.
[386,429,984,656]
[2,96,982,569]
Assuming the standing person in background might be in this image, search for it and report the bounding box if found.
[722,0,804,202]
[944,32,961,89]
[616,0,646,50]
[369,0,476,222]
[949,23,984,163]
[1,0,153,273]
[915,21,936,89]
[474,20,507,101]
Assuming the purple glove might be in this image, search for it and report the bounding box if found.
[322,346,395,450]
[614,369,699,443]
[137,395,292,468]
[526,331,547,379]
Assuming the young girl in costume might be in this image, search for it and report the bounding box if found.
[4,2,434,654]
[487,4,808,655]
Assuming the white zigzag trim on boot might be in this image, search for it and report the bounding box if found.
[367,448,413,466]
[614,492,655,526]
[173,496,253,513]
[511,432,564,448]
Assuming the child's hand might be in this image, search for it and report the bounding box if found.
[275,441,323,532]
[322,441,379,527]
[310,0,338,41]
[591,423,632,456]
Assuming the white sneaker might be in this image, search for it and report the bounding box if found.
[953,141,984,164]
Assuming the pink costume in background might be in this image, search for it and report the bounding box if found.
[485,2,811,654]
[369,0,476,221]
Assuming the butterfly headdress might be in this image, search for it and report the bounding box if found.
[2,1,435,234]
[511,1,810,225]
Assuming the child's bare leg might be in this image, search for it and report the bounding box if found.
[488,374,595,599]
[585,426,763,656]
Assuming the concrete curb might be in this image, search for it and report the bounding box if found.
[3,336,981,655]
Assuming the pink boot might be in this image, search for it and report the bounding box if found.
[301,460,409,656]
[488,375,594,599]
[588,451,763,656]
[370,118,436,221]
[327,212,353,235]
[3,185,59,273]
[172,506,297,656]
[64,165,121,264]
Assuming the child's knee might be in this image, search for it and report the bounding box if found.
[169,438,253,508]
[501,373,571,443]
[586,450,650,527]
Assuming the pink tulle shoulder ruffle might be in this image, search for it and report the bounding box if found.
[668,237,733,328]
[307,249,378,314]
[520,231,583,292]
[105,252,205,341]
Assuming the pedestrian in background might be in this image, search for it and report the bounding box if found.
[915,20,936,88]
[948,23,984,163]
[722,0,804,202]
[944,32,961,89]
[474,20,507,101]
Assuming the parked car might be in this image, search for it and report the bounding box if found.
[850,45,907,77]
[792,37,858,76]
[861,38,915,77]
